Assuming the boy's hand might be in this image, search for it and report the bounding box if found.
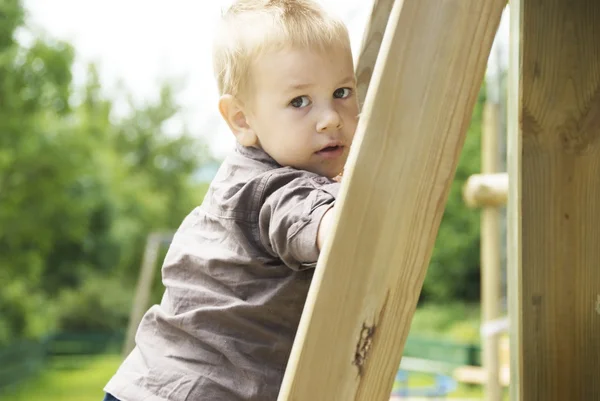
[319,170,343,250]
[332,169,343,183]
[317,207,334,251]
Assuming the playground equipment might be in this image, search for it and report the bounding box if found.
[506,2,599,398]
[126,0,600,400]
[277,0,506,400]
[461,16,509,400]
[278,0,600,400]
[461,1,600,400]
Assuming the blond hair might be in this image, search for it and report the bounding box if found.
[212,0,351,100]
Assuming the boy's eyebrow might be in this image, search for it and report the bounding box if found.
[288,82,313,90]
[287,76,357,91]
[337,76,356,86]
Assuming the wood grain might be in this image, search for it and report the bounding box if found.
[481,101,503,401]
[508,0,600,400]
[277,0,505,400]
[354,0,395,110]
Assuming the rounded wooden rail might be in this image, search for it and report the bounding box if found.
[462,172,508,208]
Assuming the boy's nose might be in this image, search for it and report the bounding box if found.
[316,109,343,132]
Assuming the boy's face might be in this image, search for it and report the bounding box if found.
[245,44,359,178]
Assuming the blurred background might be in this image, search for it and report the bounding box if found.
[1,0,510,399]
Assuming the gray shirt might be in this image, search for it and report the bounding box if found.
[105,144,340,401]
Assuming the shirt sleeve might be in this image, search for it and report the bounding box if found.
[258,169,340,270]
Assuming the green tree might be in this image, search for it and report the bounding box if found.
[0,0,211,342]
[0,0,78,342]
[422,88,485,303]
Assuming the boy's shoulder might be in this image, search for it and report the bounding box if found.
[202,144,339,222]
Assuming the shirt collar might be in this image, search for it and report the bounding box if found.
[234,142,281,168]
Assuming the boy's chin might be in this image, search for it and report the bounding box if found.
[320,168,344,180]
[293,161,344,180]
[324,164,345,180]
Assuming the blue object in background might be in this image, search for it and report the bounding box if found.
[392,369,457,399]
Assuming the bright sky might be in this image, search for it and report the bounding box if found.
[22,0,510,158]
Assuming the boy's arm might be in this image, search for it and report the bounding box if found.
[317,171,342,250]
[258,170,341,269]
[317,206,335,251]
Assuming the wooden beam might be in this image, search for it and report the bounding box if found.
[463,172,508,208]
[123,232,173,357]
[506,3,523,398]
[507,0,600,400]
[480,98,503,401]
[277,1,505,400]
[354,0,395,110]
[454,364,510,387]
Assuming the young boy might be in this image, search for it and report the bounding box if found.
[103,1,358,400]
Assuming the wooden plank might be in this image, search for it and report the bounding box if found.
[453,365,510,387]
[481,97,503,400]
[399,357,455,375]
[507,0,600,400]
[277,1,505,400]
[506,2,523,399]
[354,0,395,110]
[123,232,172,356]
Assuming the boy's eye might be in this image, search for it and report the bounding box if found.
[333,87,352,99]
[290,96,310,108]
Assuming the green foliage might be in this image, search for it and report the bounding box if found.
[1,0,490,346]
[54,272,134,332]
[0,0,210,345]
[409,302,481,342]
[422,89,485,304]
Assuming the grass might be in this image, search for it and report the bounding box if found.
[2,354,121,401]
[409,302,482,343]
[393,372,488,399]
[3,353,488,401]
[2,303,506,400]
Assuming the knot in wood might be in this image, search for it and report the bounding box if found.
[353,323,376,377]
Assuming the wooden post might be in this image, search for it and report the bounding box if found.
[354,0,395,110]
[277,0,505,400]
[122,232,172,357]
[507,0,600,400]
[481,82,502,401]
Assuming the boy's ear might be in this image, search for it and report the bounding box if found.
[218,94,258,147]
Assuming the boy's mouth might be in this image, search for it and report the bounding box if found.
[316,144,344,159]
